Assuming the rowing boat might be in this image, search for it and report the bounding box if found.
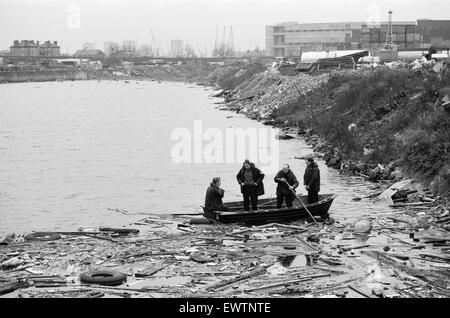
[203,194,337,224]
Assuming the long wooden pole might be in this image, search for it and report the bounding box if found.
[285,181,320,226]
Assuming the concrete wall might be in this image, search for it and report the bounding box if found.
[0,70,87,83]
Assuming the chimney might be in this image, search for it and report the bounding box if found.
[54,41,57,46]
[37,41,40,46]
[14,40,18,45]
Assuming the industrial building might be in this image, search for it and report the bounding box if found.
[104,42,120,57]
[9,40,60,57]
[266,19,450,57]
[265,22,365,56]
[417,19,450,46]
[360,21,419,54]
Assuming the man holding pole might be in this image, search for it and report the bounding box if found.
[274,164,299,208]
[275,162,321,227]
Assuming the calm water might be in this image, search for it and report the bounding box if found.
[0,80,393,235]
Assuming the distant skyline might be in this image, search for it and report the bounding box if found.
[1,0,449,55]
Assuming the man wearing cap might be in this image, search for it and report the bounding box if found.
[304,158,320,204]
[274,164,299,208]
[236,159,265,211]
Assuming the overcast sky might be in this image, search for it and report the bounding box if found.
[1,0,448,54]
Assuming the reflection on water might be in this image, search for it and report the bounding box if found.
[0,80,394,235]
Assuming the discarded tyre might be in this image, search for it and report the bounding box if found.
[80,269,127,286]
[24,232,61,241]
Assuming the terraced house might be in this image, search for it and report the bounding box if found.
[9,40,60,57]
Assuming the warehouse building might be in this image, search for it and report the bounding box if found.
[266,19,450,57]
[265,22,364,57]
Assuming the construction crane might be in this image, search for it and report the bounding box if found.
[157,40,167,57]
[214,26,219,57]
[150,29,159,57]
[213,26,235,57]
[228,26,235,57]
[222,26,226,51]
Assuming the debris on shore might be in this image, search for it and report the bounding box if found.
[1,193,449,298]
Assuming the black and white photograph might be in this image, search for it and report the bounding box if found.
[0,0,449,304]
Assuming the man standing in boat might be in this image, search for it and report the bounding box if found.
[204,177,229,213]
[236,159,265,211]
[274,164,299,208]
[304,158,320,204]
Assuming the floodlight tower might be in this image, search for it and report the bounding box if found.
[385,10,394,49]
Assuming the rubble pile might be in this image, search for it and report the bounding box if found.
[224,72,329,119]
[205,66,237,82]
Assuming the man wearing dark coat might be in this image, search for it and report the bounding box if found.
[304,158,320,204]
[204,177,229,213]
[274,164,299,208]
[236,159,265,211]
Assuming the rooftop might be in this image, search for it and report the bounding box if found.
[74,49,105,56]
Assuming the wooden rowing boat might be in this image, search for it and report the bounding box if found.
[203,194,337,224]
